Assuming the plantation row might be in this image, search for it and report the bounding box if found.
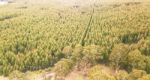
[0,1,150,78]
[0,4,94,75]
[7,38,150,80]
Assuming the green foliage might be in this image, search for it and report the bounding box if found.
[9,70,25,80]
[127,50,146,70]
[23,49,53,71]
[75,45,104,69]
[138,74,150,80]
[52,59,74,77]
[127,69,147,80]
[62,46,73,58]
[0,14,18,21]
[87,65,116,80]
[119,31,149,44]
[119,32,139,44]
[82,45,103,64]
[0,48,56,75]
[109,43,129,69]
[138,37,150,56]
[115,70,129,80]
[145,57,150,73]
[0,0,150,76]
[71,44,83,62]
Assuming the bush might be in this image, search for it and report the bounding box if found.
[87,65,116,80]
[79,45,103,69]
[138,74,150,80]
[9,70,25,80]
[72,44,83,61]
[62,46,73,58]
[127,50,146,70]
[82,45,101,63]
[127,69,147,80]
[109,43,129,69]
[115,70,128,80]
[52,59,74,77]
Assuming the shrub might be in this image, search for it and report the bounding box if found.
[72,44,83,61]
[127,50,146,70]
[127,69,147,80]
[79,45,103,68]
[138,74,150,80]
[9,70,25,80]
[109,43,129,70]
[62,46,73,58]
[52,59,74,77]
[87,65,116,80]
[115,70,128,80]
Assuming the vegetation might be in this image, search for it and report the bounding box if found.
[52,59,74,77]
[87,65,116,80]
[0,0,150,79]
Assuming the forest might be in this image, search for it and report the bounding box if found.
[0,0,150,80]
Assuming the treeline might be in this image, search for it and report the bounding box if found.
[52,37,150,80]
[0,32,150,77]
